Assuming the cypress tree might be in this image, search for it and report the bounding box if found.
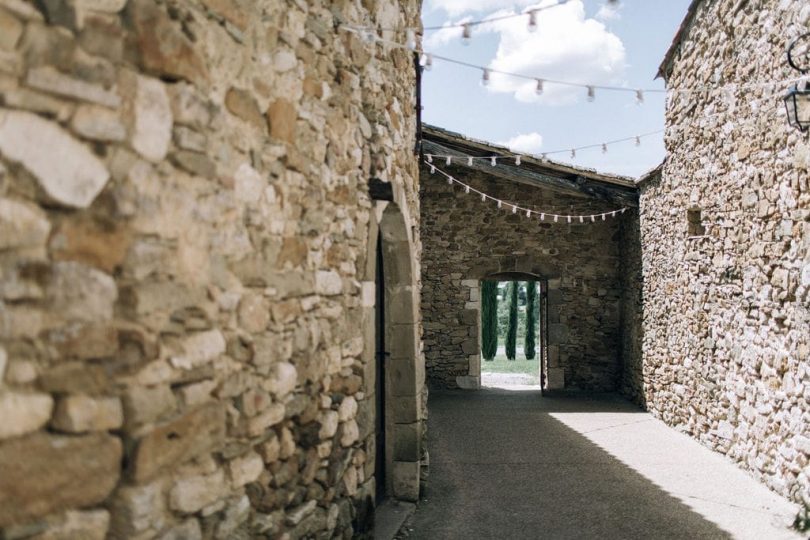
[506,281,518,360]
[481,281,498,361]
[525,281,537,360]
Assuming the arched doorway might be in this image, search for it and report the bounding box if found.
[363,200,423,504]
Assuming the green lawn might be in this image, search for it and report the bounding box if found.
[481,353,539,375]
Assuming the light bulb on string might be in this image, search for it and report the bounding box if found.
[465,185,470,194]
[579,216,584,223]
[490,156,497,166]
[526,210,531,218]
[512,205,517,214]
[570,149,576,159]
[497,200,502,209]
[467,157,473,166]
[430,165,435,174]
[535,79,544,96]
[406,29,417,51]
[567,216,571,223]
[445,156,452,166]
[554,215,558,223]
[515,155,521,166]
[540,213,545,221]
[528,10,537,32]
[591,215,595,222]
[462,23,472,45]
[635,89,644,104]
[481,193,486,202]
[426,154,433,163]
[587,86,595,102]
[635,136,641,147]
[602,214,606,221]
[481,68,490,86]
[446,176,452,185]
[602,143,608,154]
[420,53,432,70]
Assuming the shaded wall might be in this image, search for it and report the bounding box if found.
[421,164,633,392]
[0,0,422,537]
[640,0,809,504]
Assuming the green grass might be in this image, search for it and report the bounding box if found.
[481,353,539,375]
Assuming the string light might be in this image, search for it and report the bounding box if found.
[445,156,452,166]
[342,25,807,99]
[461,23,472,45]
[426,154,433,163]
[481,68,490,86]
[430,164,436,174]
[490,156,497,166]
[427,159,629,224]
[515,155,521,166]
[570,149,576,159]
[406,29,417,50]
[535,79,544,96]
[636,89,644,104]
[528,10,538,32]
[418,94,780,165]
[587,86,596,102]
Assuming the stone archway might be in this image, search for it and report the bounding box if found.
[361,200,423,503]
[456,259,564,391]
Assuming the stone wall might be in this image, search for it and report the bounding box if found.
[0,0,422,538]
[640,0,809,504]
[619,199,644,405]
[421,164,632,391]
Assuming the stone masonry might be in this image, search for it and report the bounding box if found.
[638,0,809,505]
[0,0,422,538]
[421,160,639,392]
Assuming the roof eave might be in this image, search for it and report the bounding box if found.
[656,0,706,81]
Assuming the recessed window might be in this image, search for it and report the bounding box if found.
[687,208,705,237]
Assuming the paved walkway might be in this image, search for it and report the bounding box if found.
[399,388,800,540]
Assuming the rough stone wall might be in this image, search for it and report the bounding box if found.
[619,204,644,406]
[421,164,629,391]
[0,0,421,538]
[640,0,809,504]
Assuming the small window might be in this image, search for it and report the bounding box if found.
[687,208,705,237]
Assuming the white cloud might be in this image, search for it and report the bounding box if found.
[485,1,626,104]
[596,3,621,21]
[426,0,537,17]
[501,132,544,154]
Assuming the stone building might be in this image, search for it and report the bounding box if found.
[420,126,641,393]
[636,0,809,506]
[0,0,424,538]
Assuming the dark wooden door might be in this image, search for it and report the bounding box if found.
[374,235,387,503]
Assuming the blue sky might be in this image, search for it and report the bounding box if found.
[420,0,693,177]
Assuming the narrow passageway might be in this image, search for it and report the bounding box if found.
[399,389,799,540]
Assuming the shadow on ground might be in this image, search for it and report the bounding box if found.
[397,388,731,540]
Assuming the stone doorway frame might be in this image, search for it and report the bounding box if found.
[362,200,423,502]
[456,262,564,391]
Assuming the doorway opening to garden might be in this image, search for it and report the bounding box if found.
[480,278,547,390]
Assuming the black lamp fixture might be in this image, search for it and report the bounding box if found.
[784,32,810,132]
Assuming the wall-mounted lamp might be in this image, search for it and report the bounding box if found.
[784,33,810,132]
